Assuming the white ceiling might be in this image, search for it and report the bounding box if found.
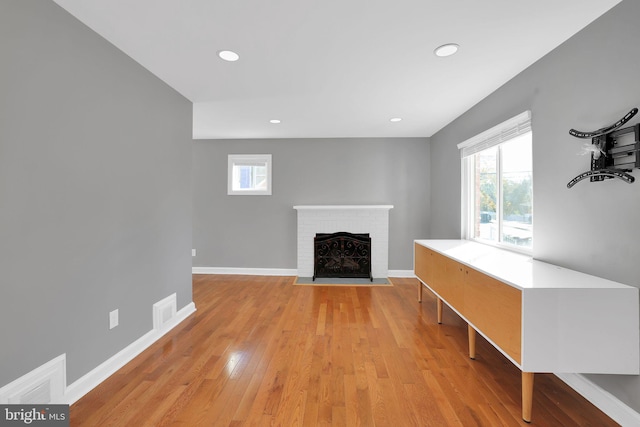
[52,0,621,139]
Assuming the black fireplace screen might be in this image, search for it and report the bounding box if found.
[313,232,372,281]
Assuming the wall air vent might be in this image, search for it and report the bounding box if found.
[153,293,177,331]
[0,354,66,404]
[19,381,51,404]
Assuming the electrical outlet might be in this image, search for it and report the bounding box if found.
[109,309,119,330]
[192,249,196,257]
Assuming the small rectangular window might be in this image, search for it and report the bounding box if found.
[228,154,272,195]
[459,112,533,252]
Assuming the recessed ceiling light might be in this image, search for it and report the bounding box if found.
[434,43,459,57]
[390,118,402,122]
[269,119,281,124]
[218,50,239,62]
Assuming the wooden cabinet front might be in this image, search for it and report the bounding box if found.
[415,245,465,309]
[414,243,433,285]
[414,239,640,423]
[463,268,522,364]
[414,243,522,364]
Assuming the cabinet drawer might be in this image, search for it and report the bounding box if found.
[464,268,522,364]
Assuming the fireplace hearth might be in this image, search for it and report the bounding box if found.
[313,232,372,281]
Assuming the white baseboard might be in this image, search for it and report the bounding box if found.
[192,267,297,276]
[388,270,415,278]
[64,302,196,405]
[555,373,640,426]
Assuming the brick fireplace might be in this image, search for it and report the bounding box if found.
[293,205,393,278]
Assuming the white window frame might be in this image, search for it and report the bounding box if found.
[458,111,532,254]
[227,154,272,196]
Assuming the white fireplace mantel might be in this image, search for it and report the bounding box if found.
[294,205,393,278]
[293,205,394,210]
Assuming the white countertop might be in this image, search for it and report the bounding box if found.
[415,239,633,291]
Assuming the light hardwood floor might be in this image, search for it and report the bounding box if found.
[70,275,617,426]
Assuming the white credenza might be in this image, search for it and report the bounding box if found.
[414,239,639,422]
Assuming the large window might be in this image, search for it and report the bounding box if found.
[459,112,533,251]
[227,154,272,195]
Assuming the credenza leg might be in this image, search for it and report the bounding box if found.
[418,282,423,302]
[468,325,476,359]
[522,372,534,423]
[436,298,443,324]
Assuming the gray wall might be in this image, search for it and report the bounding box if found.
[429,0,640,412]
[193,138,430,271]
[0,0,192,386]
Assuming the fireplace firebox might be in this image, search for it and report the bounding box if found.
[313,232,372,281]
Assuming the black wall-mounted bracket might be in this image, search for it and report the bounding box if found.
[567,108,640,189]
